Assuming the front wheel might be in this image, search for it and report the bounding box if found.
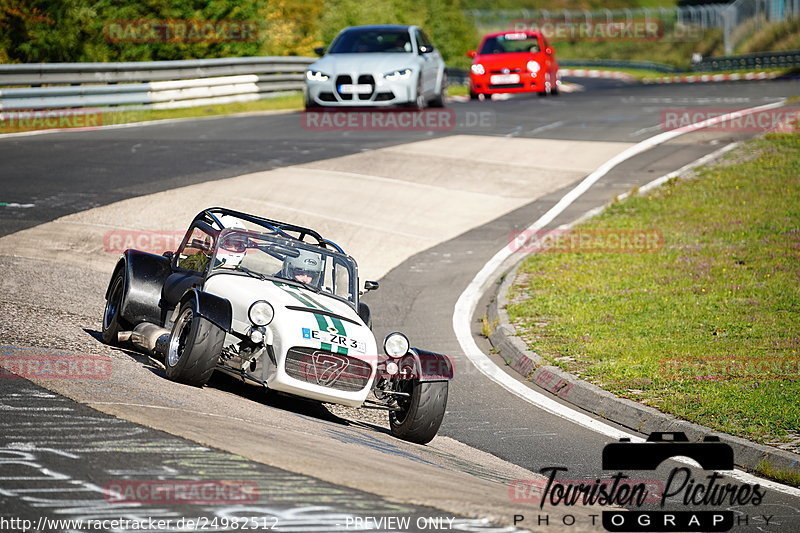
[165,303,225,387]
[407,77,426,110]
[429,73,447,108]
[389,380,448,444]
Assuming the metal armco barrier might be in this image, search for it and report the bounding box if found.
[693,49,800,71]
[559,59,681,73]
[0,56,314,112]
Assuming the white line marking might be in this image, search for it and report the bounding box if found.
[527,121,565,135]
[452,99,800,497]
[629,124,662,137]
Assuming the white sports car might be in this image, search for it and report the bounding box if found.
[101,207,452,444]
[304,24,447,109]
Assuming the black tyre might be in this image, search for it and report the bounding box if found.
[407,77,426,109]
[429,73,447,108]
[389,379,448,444]
[101,269,129,345]
[469,91,480,100]
[165,303,225,387]
[304,91,321,110]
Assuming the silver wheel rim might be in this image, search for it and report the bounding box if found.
[167,308,193,367]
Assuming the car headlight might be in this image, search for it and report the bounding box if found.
[248,300,274,326]
[471,64,485,75]
[383,68,412,81]
[383,332,410,358]
[305,70,330,82]
[527,60,541,73]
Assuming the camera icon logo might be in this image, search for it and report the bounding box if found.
[603,432,734,471]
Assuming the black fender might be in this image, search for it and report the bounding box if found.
[403,348,454,382]
[357,302,372,329]
[178,288,233,333]
[107,250,172,327]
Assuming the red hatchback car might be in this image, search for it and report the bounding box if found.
[468,31,559,99]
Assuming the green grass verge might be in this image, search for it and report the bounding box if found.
[0,93,304,134]
[507,132,800,453]
[448,84,470,97]
[757,459,800,487]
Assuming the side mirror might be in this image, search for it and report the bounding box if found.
[364,280,379,292]
[419,44,434,54]
[467,50,477,58]
[545,47,553,55]
[313,46,326,57]
[163,251,174,260]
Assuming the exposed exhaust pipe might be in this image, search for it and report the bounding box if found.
[118,323,170,356]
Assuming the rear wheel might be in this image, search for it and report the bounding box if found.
[165,303,225,387]
[101,270,129,345]
[389,379,448,444]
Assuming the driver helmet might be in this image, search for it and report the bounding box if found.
[282,249,323,286]
[216,215,248,268]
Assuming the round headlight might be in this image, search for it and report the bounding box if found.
[527,60,541,73]
[248,301,274,326]
[383,332,410,358]
[471,63,485,75]
[249,327,265,344]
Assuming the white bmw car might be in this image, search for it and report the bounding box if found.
[304,24,447,109]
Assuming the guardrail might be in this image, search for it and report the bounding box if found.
[559,59,681,73]
[0,56,314,112]
[692,49,800,71]
[2,51,796,116]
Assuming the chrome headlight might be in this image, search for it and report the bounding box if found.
[526,60,541,73]
[383,332,410,358]
[306,70,330,82]
[248,300,274,326]
[383,68,412,81]
[471,64,485,75]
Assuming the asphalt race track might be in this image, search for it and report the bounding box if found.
[1,77,799,532]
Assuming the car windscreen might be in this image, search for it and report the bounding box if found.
[479,34,541,54]
[211,230,358,305]
[328,28,413,54]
